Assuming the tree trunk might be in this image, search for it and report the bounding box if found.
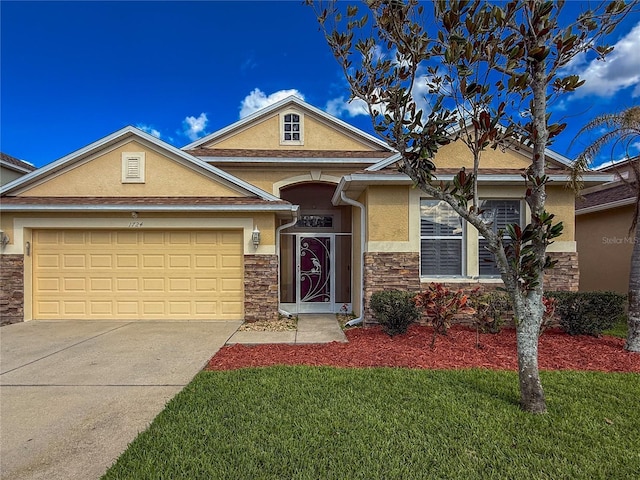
[512,291,547,413]
[626,211,640,352]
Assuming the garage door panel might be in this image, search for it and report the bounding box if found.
[36,254,60,268]
[33,230,243,320]
[90,301,113,315]
[169,255,191,268]
[63,255,86,269]
[63,301,86,315]
[116,278,139,292]
[143,278,165,292]
[63,278,86,292]
[116,255,138,268]
[37,278,60,292]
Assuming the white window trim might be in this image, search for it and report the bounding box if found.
[280,110,304,146]
[121,152,145,183]
[419,199,467,278]
[419,196,527,281]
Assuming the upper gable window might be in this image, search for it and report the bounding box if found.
[121,152,145,183]
[280,111,303,145]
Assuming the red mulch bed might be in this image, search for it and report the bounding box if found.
[207,325,640,373]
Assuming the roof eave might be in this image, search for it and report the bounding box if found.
[576,197,636,215]
[0,203,300,214]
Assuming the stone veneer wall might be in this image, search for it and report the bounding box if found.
[363,252,421,325]
[544,252,579,292]
[1,255,24,326]
[244,254,279,322]
[363,251,578,327]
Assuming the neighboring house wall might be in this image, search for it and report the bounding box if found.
[1,152,36,186]
[577,204,635,293]
[1,167,24,186]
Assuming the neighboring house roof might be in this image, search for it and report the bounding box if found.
[181,95,394,152]
[0,126,283,204]
[576,157,638,215]
[0,152,35,174]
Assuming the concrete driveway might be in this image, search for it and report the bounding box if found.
[0,320,241,480]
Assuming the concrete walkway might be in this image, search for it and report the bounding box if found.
[227,314,347,344]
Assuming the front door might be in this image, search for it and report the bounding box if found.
[298,235,333,313]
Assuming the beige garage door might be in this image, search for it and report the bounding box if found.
[32,230,243,320]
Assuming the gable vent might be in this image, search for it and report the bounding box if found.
[122,152,145,183]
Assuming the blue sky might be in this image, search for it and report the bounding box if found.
[1,1,639,169]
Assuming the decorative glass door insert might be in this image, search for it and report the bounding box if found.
[298,236,332,311]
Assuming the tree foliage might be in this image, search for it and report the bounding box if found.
[308,0,634,412]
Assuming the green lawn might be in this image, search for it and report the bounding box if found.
[603,317,629,338]
[103,367,640,480]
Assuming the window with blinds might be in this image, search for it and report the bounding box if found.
[478,199,522,276]
[420,199,464,276]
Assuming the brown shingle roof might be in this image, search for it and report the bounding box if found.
[185,148,392,158]
[576,183,637,211]
[0,196,291,207]
[355,167,573,176]
[1,152,35,172]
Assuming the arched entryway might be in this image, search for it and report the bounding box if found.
[279,183,352,314]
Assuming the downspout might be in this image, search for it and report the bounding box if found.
[340,191,365,327]
[276,206,299,318]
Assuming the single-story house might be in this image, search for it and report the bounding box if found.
[576,158,638,293]
[1,152,35,186]
[0,96,612,326]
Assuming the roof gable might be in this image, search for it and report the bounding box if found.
[182,96,393,154]
[1,127,279,201]
[366,137,571,172]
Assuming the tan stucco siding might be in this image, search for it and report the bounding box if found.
[545,186,575,242]
[0,211,278,257]
[207,114,378,151]
[0,214,14,246]
[434,141,532,169]
[367,186,409,242]
[18,141,244,197]
[221,168,355,195]
[576,205,635,293]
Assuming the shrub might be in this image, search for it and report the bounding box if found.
[546,291,628,337]
[414,283,476,347]
[471,290,511,334]
[369,290,420,336]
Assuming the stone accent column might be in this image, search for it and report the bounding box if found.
[244,254,279,322]
[1,255,24,326]
[363,252,420,325]
[544,251,579,292]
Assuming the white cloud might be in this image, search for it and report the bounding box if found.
[571,21,640,98]
[326,73,434,120]
[137,124,161,139]
[325,96,370,117]
[239,88,305,118]
[182,113,208,141]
